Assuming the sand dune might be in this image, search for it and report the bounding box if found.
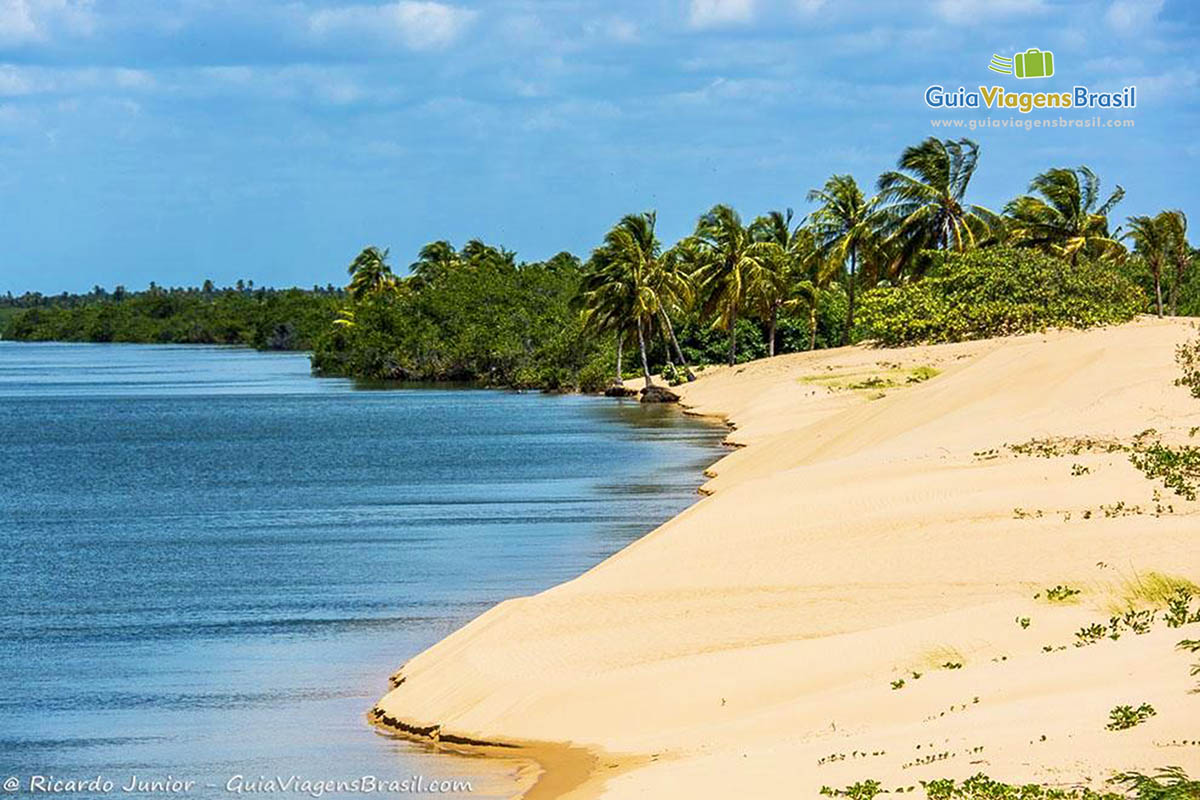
[374,317,1200,798]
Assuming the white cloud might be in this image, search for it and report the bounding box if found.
[309,1,477,51]
[688,0,756,29]
[1104,0,1163,33]
[0,0,95,45]
[934,0,1046,24]
[794,0,827,14]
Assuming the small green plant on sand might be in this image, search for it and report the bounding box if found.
[1045,585,1082,602]
[923,773,1121,799]
[1106,703,1157,731]
[891,678,906,690]
[907,365,940,383]
[1017,616,1031,629]
[820,779,884,799]
[1112,767,1200,800]
[823,768,1200,800]
[1179,639,1200,692]
[1164,587,1200,628]
[1128,432,1200,502]
[1177,335,1200,399]
[1076,623,1108,646]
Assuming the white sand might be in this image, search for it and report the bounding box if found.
[375,317,1200,798]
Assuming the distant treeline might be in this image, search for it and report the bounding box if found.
[4,136,1198,393]
[2,282,343,351]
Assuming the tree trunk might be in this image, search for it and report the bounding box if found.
[1154,263,1164,318]
[614,333,623,385]
[637,317,653,387]
[808,294,818,351]
[1170,259,1183,317]
[659,311,695,381]
[843,248,857,346]
[727,306,738,367]
[767,303,778,358]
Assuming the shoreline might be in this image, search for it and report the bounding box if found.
[371,318,1200,799]
[365,391,733,800]
[365,392,732,800]
[367,711,613,800]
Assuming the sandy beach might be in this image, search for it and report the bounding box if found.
[373,317,1200,798]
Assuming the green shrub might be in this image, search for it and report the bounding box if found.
[1128,437,1200,501]
[577,357,614,394]
[858,248,1145,347]
[1177,336,1200,399]
[1106,703,1157,731]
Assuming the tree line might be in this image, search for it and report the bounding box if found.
[331,136,1194,391]
[2,283,343,350]
[4,136,1195,393]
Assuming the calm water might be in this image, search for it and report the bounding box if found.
[0,342,724,798]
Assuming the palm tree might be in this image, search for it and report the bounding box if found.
[687,204,771,366]
[1124,213,1172,317]
[409,241,459,288]
[1005,166,1125,265]
[650,247,696,380]
[580,212,673,388]
[346,246,398,301]
[876,137,997,271]
[577,256,637,387]
[1161,210,1191,316]
[748,209,809,356]
[790,226,829,352]
[807,175,880,345]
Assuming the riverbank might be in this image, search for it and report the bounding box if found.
[372,316,1200,798]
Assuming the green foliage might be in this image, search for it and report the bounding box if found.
[1111,767,1200,800]
[1106,703,1156,731]
[1005,166,1125,264]
[1045,585,1082,603]
[2,286,341,350]
[1165,588,1200,628]
[1177,336,1200,399]
[820,779,885,799]
[821,769,1200,800]
[1128,435,1200,501]
[923,773,1122,799]
[1179,639,1200,693]
[311,245,605,389]
[858,247,1145,346]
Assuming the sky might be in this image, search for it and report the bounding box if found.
[0,0,1196,294]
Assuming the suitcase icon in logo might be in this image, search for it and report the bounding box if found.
[1014,48,1054,79]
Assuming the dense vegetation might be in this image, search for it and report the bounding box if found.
[4,137,1196,392]
[858,248,1145,346]
[2,283,342,350]
[310,246,606,389]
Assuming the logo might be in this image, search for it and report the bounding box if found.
[923,47,1135,114]
[989,48,1055,79]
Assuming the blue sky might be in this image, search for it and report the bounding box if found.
[0,0,1196,293]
